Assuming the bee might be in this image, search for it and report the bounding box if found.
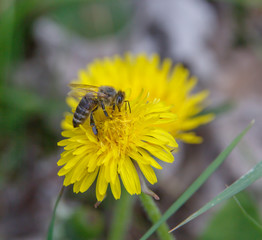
[69,84,131,135]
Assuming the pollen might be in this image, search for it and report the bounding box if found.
[100,113,132,144]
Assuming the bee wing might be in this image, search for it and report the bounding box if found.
[68,83,108,99]
[68,90,93,99]
[69,83,100,91]
[68,83,98,98]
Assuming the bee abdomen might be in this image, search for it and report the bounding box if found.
[73,112,88,128]
[76,104,90,115]
[73,96,98,128]
[73,117,83,128]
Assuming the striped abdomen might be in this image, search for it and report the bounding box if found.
[73,95,98,128]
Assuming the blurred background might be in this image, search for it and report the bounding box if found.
[1,0,262,239]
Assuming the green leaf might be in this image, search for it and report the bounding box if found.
[140,120,254,240]
[199,192,262,240]
[170,161,262,232]
[233,195,262,230]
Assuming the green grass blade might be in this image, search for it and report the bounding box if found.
[140,120,254,240]
[233,195,262,230]
[170,160,262,232]
[47,186,65,240]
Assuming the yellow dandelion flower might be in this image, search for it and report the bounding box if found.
[58,93,178,202]
[76,53,214,143]
[57,53,214,202]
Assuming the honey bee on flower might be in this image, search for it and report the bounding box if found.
[69,84,130,135]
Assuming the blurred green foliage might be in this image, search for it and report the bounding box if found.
[49,0,132,39]
[63,206,104,240]
[0,0,132,185]
[199,101,235,117]
[199,192,262,240]
[0,84,65,184]
[0,0,132,84]
[209,0,262,8]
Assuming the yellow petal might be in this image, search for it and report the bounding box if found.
[128,150,151,165]
[97,166,108,195]
[58,166,71,176]
[147,128,178,148]
[109,159,118,184]
[175,132,203,144]
[141,135,168,146]
[57,139,71,146]
[73,180,82,193]
[64,142,81,151]
[96,188,106,202]
[180,114,214,130]
[66,97,78,109]
[138,142,174,163]
[73,145,90,155]
[137,163,157,184]
[71,156,89,183]
[63,169,74,186]
[57,153,74,166]
[88,152,100,172]
[80,168,99,192]
[63,154,83,170]
[110,175,121,199]
[119,156,141,195]
[137,148,163,169]
[61,130,78,138]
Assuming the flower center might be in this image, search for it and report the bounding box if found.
[95,109,136,153]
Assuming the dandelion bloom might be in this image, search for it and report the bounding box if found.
[57,54,213,202]
[75,54,214,143]
[58,95,177,202]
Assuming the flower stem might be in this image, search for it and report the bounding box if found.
[139,193,175,240]
[47,186,64,240]
[108,190,134,240]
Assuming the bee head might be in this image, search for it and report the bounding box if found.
[116,91,125,106]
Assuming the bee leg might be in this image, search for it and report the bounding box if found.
[90,110,98,135]
[100,100,109,117]
[117,105,121,112]
[112,103,116,113]
[124,100,131,113]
